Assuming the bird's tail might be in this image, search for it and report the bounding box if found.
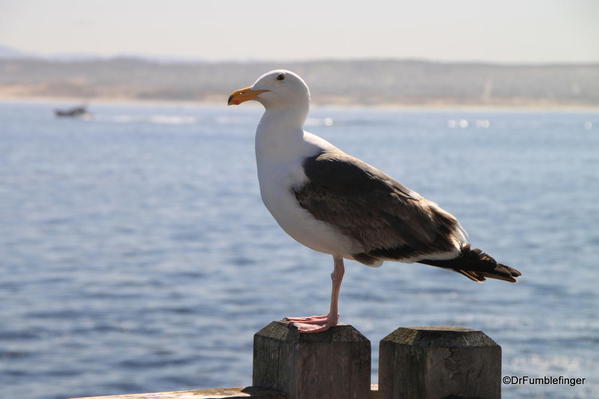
[418,244,521,283]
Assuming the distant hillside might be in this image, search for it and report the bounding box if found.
[1,57,598,107]
[0,45,30,59]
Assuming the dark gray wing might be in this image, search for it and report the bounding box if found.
[294,150,465,265]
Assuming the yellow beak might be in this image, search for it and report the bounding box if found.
[227,87,269,105]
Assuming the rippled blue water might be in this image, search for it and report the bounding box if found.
[1,101,598,399]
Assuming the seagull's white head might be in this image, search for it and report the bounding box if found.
[228,70,310,111]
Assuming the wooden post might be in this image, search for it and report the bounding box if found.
[253,321,371,399]
[379,326,501,399]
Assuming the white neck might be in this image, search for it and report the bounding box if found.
[255,105,309,163]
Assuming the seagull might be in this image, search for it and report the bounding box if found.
[228,70,521,333]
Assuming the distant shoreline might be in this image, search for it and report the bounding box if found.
[2,95,598,112]
[2,58,598,111]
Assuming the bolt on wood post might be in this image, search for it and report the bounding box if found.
[253,321,371,399]
[379,326,501,399]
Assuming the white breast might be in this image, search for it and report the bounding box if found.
[256,128,355,257]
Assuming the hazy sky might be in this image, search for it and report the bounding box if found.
[1,0,598,63]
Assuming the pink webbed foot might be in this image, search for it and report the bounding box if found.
[284,315,329,324]
[284,314,339,333]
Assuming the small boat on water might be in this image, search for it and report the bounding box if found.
[54,105,91,118]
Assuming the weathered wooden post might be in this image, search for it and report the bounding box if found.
[253,321,371,399]
[379,326,501,399]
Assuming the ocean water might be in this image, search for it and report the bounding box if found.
[1,101,598,399]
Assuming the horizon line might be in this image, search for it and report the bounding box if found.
[2,43,599,67]
[2,55,599,68]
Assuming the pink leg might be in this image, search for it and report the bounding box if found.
[284,256,345,333]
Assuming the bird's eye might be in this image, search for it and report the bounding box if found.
[276,74,285,81]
